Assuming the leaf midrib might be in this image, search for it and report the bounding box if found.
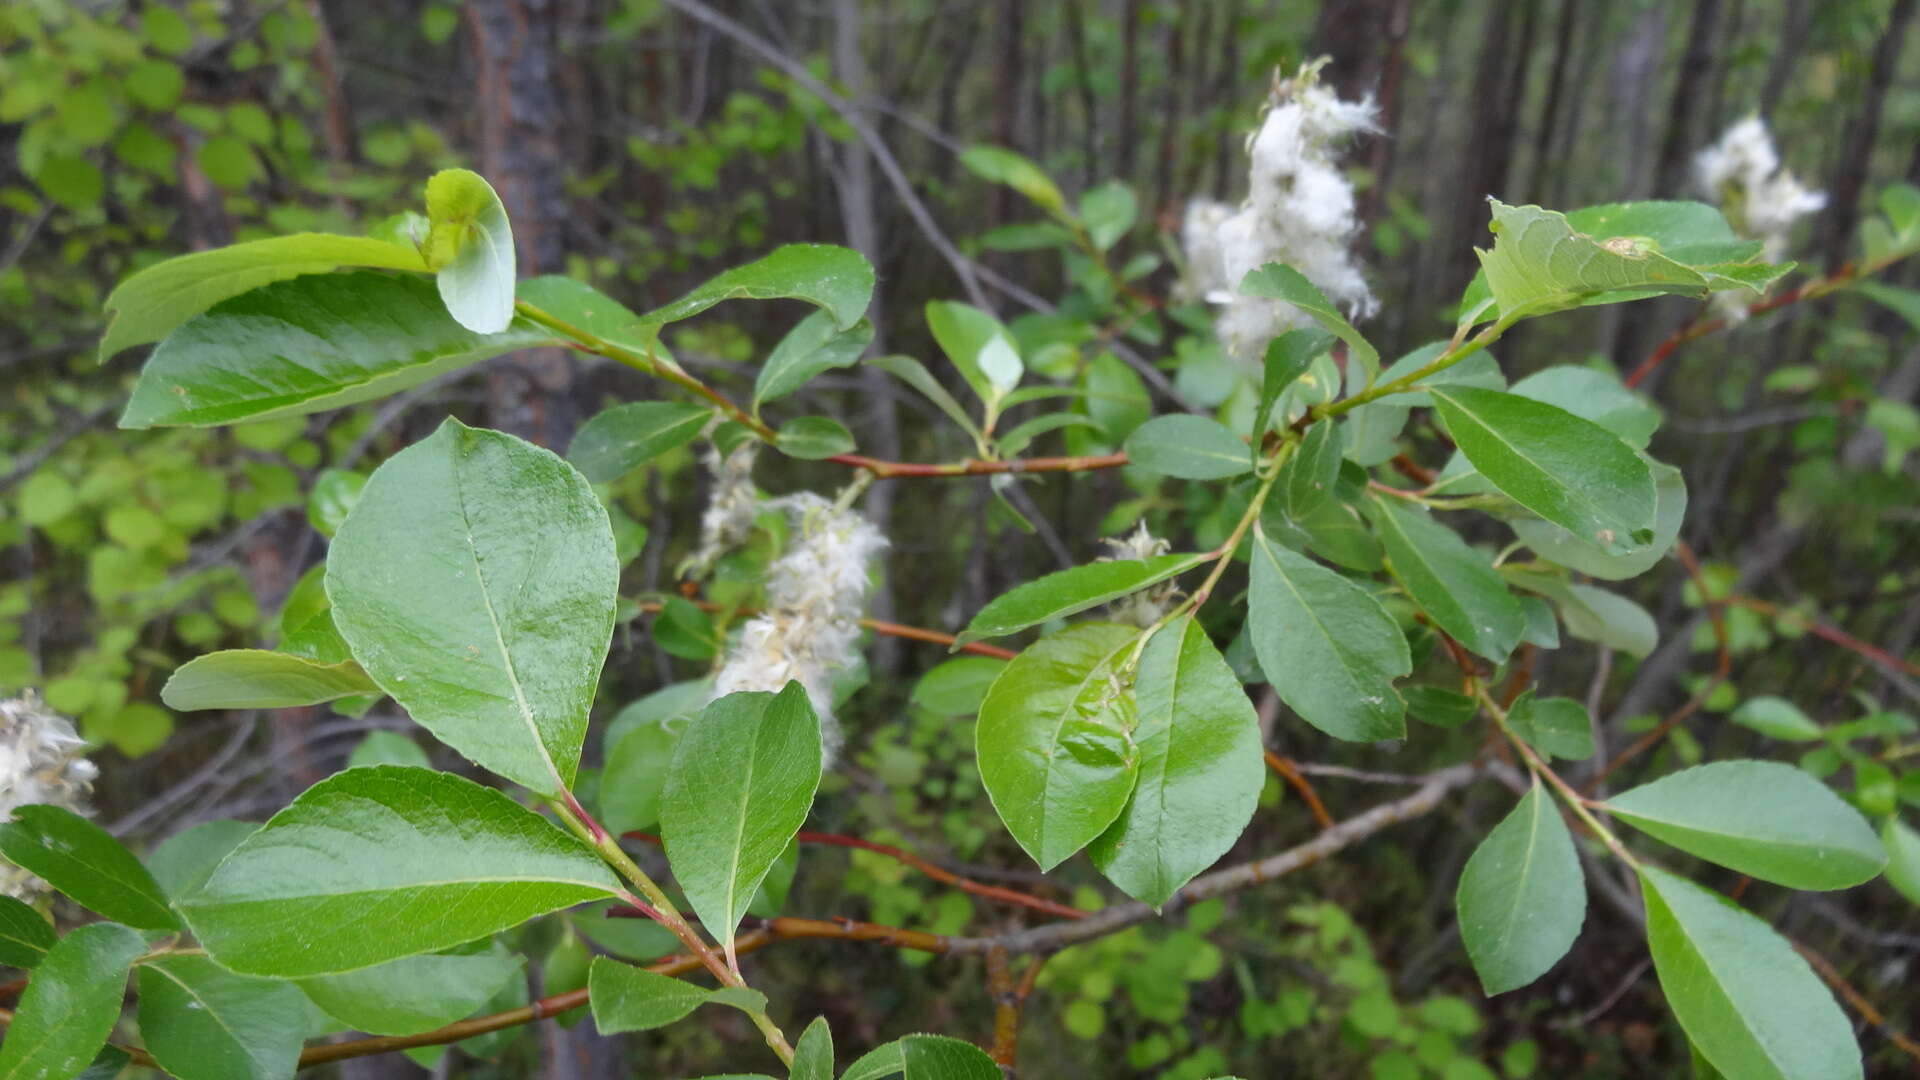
[1435,389,1645,549]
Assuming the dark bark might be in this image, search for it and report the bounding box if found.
[1651,0,1724,199]
[993,0,1024,224]
[467,0,580,447]
[1525,0,1579,199]
[1118,0,1141,182]
[1819,0,1916,271]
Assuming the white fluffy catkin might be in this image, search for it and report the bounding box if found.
[1696,116,1827,265]
[0,692,99,902]
[1181,63,1379,363]
[708,493,887,765]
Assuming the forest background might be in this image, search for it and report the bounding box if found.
[4,0,1920,1077]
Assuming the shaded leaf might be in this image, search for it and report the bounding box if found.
[0,896,55,969]
[1248,529,1409,741]
[1124,415,1251,480]
[1365,496,1525,661]
[299,948,524,1036]
[161,649,382,711]
[1239,263,1379,383]
[755,311,874,408]
[1456,782,1585,994]
[567,402,710,485]
[136,954,308,1080]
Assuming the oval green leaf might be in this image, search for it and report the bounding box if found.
[1366,496,1525,662]
[121,272,553,428]
[642,244,874,332]
[1455,782,1585,995]
[0,896,55,969]
[298,948,524,1036]
[1087,617,1262,908]
[1640,865,1861,1080]
[660,683,822,949]
[1606,761,1885,890]
[775,415,856,460]
[0,805,177,930]
[587,956,734,1034]
[1248,528,1410,741]
[1123,415,1252,480]
[99,232,429,362]
[1430,386,1657,556]
[755,310,874,408]
[957,552,1206,645]
[160,649,382,711]
[567,401,711,485]
[136,954,308,1080]
[0,922,147,1080]
[976,623,1141,870]
[178,766,619,977]
[328,419,618,795]
[1728,696,1823,742]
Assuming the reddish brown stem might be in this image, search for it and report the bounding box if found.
[1796,942,1920,1064]
[1624,261,1867,389]
[634,600,1017,660]
[1727,594,1920,679]
[1263,750,1335,830]
[623,830,1088,921]
[825,451,1129,478]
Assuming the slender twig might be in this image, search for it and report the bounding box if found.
[1727,594,1920,680]
[1624,259,1879,390]
[1587,541,1730,790]
[1795,943,1920,1063]
[632,599,1017,659]
[825,451,1129,479]
[1263,750,1335,830]
[795,832,1086,920]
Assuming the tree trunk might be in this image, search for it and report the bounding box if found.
[1651,0,1723,199]
[467,0,579,449]
[1818,0,1916,271]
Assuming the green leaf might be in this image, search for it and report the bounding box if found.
[136,954,307,1080]
[869,354,984,443]
[425,169,516,334]
[1365,496,1525,661]
[1253,329,1330,450]
[586,957,763,1034]
[146,820,258,898]
[0,806,177,930]
[959,145,1066,214]
[1277,419,1344,519]
[328,419,617,795]
[1239,263,1380,384]
[775,415,856,460]
[307,468,367,539]
[841,1034,1004,1080]
[1606,761,1884,890]
[298,948,524,1036]
[653,596,720,661]
[1430,387,1656,556]
[957,553,1206,645]
[178,766,618,977]
[1506,692,1595,761]
[601,712,686,836]
[1507,366,1661,448]
[160,649,382,711]
[755,311,874,408]
[1455,782,1585,994]
[642,245,874,332]
[910,656,1006,717]
[1081,182,1138,251]
[121,272,552,428]
[977,623,1142,870]
[99,233,429,362]
[1640,865,1861,1080]
[1729,696,1823,742]
[1124,415,1251,480]
[790,1017,835,1080]
[1248,529,1410,741]
[0,923,146,1080]
[1473,200,1718,322]
[1403,686,1477,729]
[926,300,1024,407]
[0,896,55,969]
[1510,462,1685,581]
[1087,617,1262,907]
[1514,579,1657,658]
[348,731,432,770]
[661,684,822,949]
[567,401,710,485]
[1883,818,1920,907]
